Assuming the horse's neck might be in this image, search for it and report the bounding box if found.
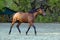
[33,12,38,18]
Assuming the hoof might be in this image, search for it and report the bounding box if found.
[35,33,37,36]
[19,32,21,34]
[9,33,11,35]
[26,32,27,35]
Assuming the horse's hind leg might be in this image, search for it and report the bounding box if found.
[16,23,21,34]
[9,21,15,34]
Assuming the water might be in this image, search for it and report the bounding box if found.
[0,23,60,40]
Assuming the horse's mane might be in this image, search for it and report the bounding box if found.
[28,7,40,13]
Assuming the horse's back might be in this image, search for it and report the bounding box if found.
[12,12,28,22]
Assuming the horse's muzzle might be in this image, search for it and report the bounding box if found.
[43,13,46,16]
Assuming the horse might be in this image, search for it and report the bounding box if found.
[9,7,46,35]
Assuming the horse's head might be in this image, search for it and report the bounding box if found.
[37,8,46,16]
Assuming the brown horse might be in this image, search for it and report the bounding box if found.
[9,7,46,35]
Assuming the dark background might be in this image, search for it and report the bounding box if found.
[0,0,60,23]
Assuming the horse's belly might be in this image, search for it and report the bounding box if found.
[22,18,28,23]
[16,16,28,23]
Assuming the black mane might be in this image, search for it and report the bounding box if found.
[29,8,40,13]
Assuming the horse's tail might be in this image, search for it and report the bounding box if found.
[9,14,14,22]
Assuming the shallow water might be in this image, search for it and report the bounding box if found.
[0,23,60,40]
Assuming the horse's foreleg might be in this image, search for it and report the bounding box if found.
[9,22,15,35]
[16,23,21,34]
[26,25,31,35]
[32,25,37,35]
